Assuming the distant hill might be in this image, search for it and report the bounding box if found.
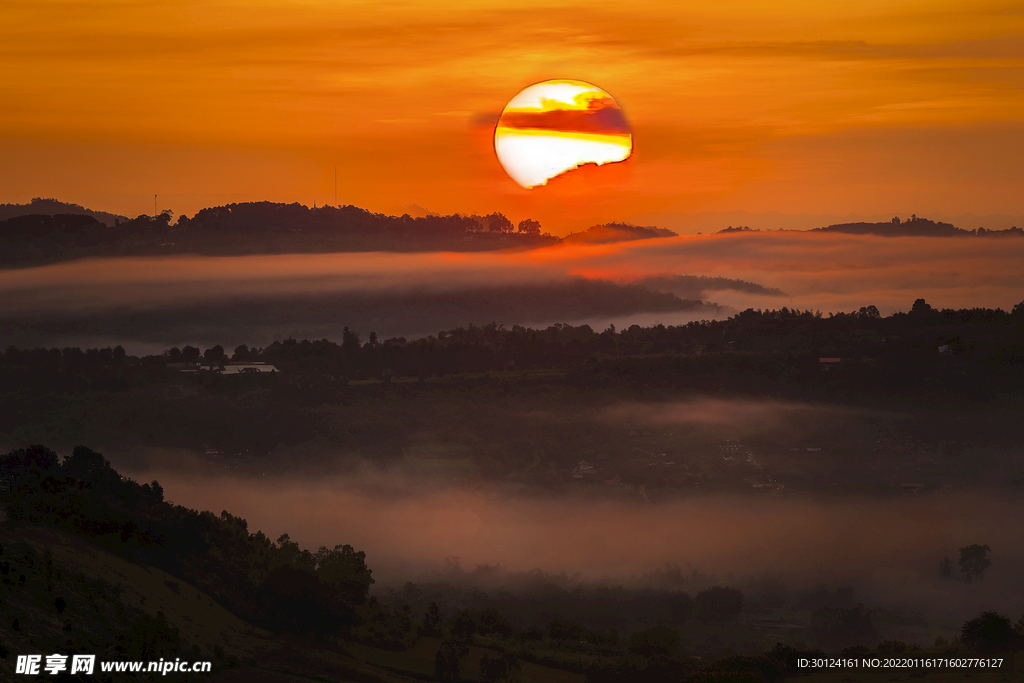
[0,201,682,269]
[638,274,787,299]
[714,215,1024,238]
[563,222,677,244]
[811,215,1023,238]
[716,225,759,234]
[0,197,127,226]
[0,202,559,268]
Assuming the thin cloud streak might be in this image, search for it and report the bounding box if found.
[0,232,1022,318]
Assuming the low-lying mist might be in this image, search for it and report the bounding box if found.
[2,230,1023,350]
[0,279,721,350]
[601,398,876,437]
[120,453,1024,624]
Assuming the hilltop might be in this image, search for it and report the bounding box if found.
[712,215,1024,239]
[717,215,1024,238]
[563,222,677,244]
[0,197,127,227]
[0,201,682,269]
[812,214,1023,237]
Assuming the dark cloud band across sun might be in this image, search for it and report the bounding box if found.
[497,100,631,135]
[494,80,633,188]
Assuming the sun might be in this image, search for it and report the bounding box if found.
[494,80,633,189]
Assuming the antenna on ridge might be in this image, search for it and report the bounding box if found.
[334,166,337,207]
[154,194,157,217]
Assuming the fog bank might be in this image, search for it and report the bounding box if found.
[126,462,1024,616]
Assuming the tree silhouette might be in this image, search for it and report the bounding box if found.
[314,543,374,607]
[422,602,441,634]
[961,611,1015,652]
[486,212,513,233]
[911,298,933,315]
[517,218,541,234]
[858,305,881,319]
[342,327,361,353]
[958,544,992,581]
[203,345,225,363]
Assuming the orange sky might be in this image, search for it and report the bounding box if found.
[2,0,1023,233]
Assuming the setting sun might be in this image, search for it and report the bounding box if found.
[494,80,633,189]
[2,2,1024,677]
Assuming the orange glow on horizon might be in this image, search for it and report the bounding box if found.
[1,1,1022,231]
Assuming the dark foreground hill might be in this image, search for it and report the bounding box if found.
[0,519,595,682]
[1,514,1016,682]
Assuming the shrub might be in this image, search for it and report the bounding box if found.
[961,611,1015,652]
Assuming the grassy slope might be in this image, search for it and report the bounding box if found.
[0,520,280,677]
[0,519,587,682]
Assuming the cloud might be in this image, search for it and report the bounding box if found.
[498,106,632,135]
[0,270,720,348]
[562,231,1024,313]
[0,230,1022,349]
[470,112,503,128]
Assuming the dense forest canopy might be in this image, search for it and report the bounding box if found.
[3,300,1021,385]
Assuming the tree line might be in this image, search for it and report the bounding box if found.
[0,202,561,266]
[3,299,1022,389]
[0,444,373,638]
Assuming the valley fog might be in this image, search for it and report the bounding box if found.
[3,230,1024,349]
[124,458,1024,622]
